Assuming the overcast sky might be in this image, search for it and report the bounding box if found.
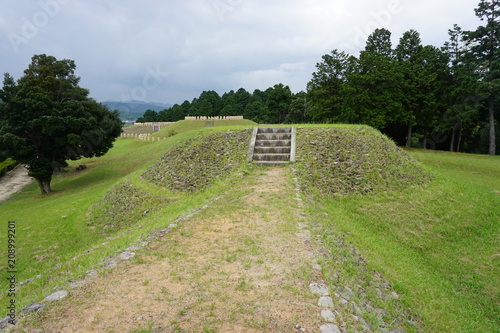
[1,0,482,105]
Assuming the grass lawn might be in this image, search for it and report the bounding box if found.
[151,119,256,138]
[0,128,251,311]
[0,123,497,333]
[306,148,499,332]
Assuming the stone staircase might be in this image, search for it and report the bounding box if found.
[248,127,296,166]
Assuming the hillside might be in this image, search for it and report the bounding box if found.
[295,126,432,196]
[0,123,497,332]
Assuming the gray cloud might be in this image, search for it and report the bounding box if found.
[1,0,480,105]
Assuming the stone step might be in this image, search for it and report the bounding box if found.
[256,133,291,141]
[253,160,290,166]
[253,146,291,154]
[257,127,292,134]
[253,153,291,161]
[255,140,291,147]
[248,127,296,165]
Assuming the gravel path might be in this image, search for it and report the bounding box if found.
[0,165,32,202]
[15,167,339,332]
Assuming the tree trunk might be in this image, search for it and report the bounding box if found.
[36,177,52,194]
[422,135,428,149]
[457,127,462,153]
[488,96,496,155]
[406,121,413,148]
[450,126,456,152]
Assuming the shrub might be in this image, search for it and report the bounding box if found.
[0,158,17,178]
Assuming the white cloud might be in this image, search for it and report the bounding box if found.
[0,0,482,104]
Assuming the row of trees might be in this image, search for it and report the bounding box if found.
[309,0,499,154]
[138,0,498,154]
[136,84,309,125]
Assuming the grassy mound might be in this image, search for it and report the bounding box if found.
[87,180,167,234]
[142,129,252,192]
[151,119,256,138]
[296,126,432,196]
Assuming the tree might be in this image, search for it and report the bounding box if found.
[193,90,222,117]
[286,91,310,124]
[234,88,252,116]
[442,24,480,152]
[0,54,122,194]
[467,0,500,154]
[266,84,293,123]
[396,30,446,147]
[343,29,404,129]
[416,45,451,148]
[307,49,353,122]
[137,109,159,122]
[244,100,269,123]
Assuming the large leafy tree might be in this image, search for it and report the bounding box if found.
[442,24,481,152]
[286,91,309,124]
[136,109,159,122]
[193,90,222,117]
[0,54,122,194]
[468,0,500,154]
[266,83,293,123]
[396,31,451,147]
[307,49,353,122]
[343,28,404,130]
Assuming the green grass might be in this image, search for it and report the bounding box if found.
[0,158,17,177]
[305,148,499,332]
[122,125,155,135]
[1,123,497,333]
[0,127,253,312]
[152,119,256,138]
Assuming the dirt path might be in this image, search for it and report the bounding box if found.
[17,167,331,332]
[0,165,32,202]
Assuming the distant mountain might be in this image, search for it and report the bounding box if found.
[102,100,172,120]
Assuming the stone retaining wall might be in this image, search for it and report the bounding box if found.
[184,116,244,120]
[133,122,175,126]
[120,133,166,141]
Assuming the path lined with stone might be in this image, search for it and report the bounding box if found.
[12,167,345,332]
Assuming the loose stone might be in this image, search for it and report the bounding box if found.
[321,309,336,322]
[318,296,334,308]
[320,323,341,333]
[101,259,117,269]
[309,283,330,296]
[22,303,45,313]
[69,280,85,289]
[0,317,10,329]
[295,232,311,240]
[126,244,142,251]
[119,251,135,260]
[85,269,98,279]
[19,278,34,286]
[43,290,68,302]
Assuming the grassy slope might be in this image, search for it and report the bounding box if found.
[0,123,497,332]
[0,122,255,311]
[298,132,499,332]
[122,119,256,137]
[152,119,256,137]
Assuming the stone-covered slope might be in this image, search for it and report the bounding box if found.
[142,129,252,192]
[295,126,432,196]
